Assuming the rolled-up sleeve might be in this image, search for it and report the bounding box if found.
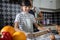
[14,14,20,23]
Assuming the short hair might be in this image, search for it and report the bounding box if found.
[20,0,31,6]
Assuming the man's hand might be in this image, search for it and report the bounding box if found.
[46,28,52,33]
[49,34,56,40]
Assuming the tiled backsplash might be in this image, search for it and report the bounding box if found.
[0,0,20,29]
[42,12,60,25]
[0,0,60,29]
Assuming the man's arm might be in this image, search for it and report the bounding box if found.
[14,22,21,32]
[33,23,46,31]
[14,22,31,37]
[33,22,51,33]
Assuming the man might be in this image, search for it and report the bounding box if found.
[14,0,50,40]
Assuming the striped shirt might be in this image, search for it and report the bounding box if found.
[14,12,36,33]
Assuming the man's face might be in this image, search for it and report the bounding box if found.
[57,27,60,34]
[21,6,30,12]
[56,25,60,34]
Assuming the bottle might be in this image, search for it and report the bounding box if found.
[47,19,50,25]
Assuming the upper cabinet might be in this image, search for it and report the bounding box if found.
[33,0,56,9]
[56,0,60,9]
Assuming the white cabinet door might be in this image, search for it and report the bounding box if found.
[33,0,56,9]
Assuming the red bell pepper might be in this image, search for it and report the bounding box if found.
[0,32,12,40]
[0,38,3,40]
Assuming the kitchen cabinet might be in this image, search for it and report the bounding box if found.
[56,0,60,9]
[33,0,56,9]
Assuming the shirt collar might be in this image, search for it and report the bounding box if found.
[21,11,29,15]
